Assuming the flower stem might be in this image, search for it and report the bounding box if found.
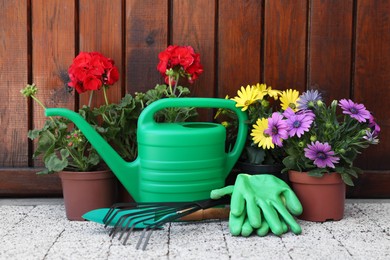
[173,74,179,95]
[31,95,54,122]
[168,76,173,95]
[103,86,109,105]
[31,95,46,110]
[88,91,94,107]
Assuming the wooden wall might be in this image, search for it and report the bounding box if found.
[1,0,389,197]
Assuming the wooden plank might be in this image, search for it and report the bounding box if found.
[346,171,390,198]
[172,0,216,99]
[354,1,390,170]
[31,0,76,166]
[309,0,353,101]
[125,0,168,94]
[0,168,62,197]
[0,0,28,167]
[0,167,388,198]
[218,0,262,97]
[264,0,307,92]
[79,0,123,106]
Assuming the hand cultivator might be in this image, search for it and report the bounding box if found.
[83,196,230,250]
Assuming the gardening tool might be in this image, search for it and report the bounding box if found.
[46,98,248,202]
[211,174,303,236]
[83,196,230,250]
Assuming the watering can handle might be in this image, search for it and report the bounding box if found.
[138,98,248,175]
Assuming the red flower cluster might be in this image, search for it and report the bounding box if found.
[157,45,203,84]
[68,52,119,94]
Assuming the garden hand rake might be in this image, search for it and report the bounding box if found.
[102,196,230,250]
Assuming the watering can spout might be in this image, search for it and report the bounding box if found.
[45,108,140,199]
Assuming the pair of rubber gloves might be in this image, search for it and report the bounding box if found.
[211,174,303,237]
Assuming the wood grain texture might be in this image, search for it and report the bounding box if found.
[218,0,262,97]
[0,1,389,198]
[309,0,353,101]
[0,0,29,167]
[79,0,123,107]
[172,0,216,99]
[31,0,76,166]
[264,0,307,92]
[125,0,168,94]
[0,169,62,197]
[354,1,390,169]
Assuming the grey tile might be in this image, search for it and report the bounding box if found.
[1,199,389,259]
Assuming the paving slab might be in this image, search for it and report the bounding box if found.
[0,199,389,260]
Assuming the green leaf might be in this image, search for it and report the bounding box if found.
[351,166,363,175]
[282,156,296,169]
[308,168,327,177]
[345,168,358,178]
[36,168,50,175]
[246,146,265,164]
[28,129,42,140]
[33,131,56,158]
[44,152,68,173]
[341,173,354,186]
[87,152,100,166]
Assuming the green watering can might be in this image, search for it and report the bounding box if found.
[46,98,248,202]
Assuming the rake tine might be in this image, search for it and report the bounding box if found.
[111,210,142,238]
[118,216,137,240]
[121,212,160,245]
[136,197,231,250]
[135,204,201,250]
[104,202,164,228]
[109,205,164,236]
[122,223,137,245]
[137,228,154,250]
[135,227,149,249]
[118,206,176,244]
[103,202,137,224]
[110,215,129,238]
[121,206,182,245]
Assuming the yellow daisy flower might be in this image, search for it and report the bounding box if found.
[267,88,281,100]
[252,83,268,100]
[280,89,300,111]
[231,85,259,111]
[250,118,275,149]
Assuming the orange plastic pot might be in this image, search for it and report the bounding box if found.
[59,170,117,221]
[288,170,345,222]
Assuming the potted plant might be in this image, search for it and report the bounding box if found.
[21,51,120,221]
[84,45,203,201]
[216,84,293,183]
[263,89,380,221]
[23,46,204,210]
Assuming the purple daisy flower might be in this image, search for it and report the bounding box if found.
[297,90,322,110]
[363,130,379,145]
[368,114,381,135]
[264,112,288,147]
[282,107,296,118]
[339,99,371,123]
[283,108,315,138]
[304,141,340,168]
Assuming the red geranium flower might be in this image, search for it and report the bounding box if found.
[68,52,119,94]
[157,45,203,84]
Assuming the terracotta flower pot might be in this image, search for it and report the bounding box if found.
[59,170,117,221]
[288,170,345,222]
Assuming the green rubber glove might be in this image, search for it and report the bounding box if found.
[225,193,289,237]
[211,174,303,236]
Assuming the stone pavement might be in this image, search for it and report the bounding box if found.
[0,199,389,259]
